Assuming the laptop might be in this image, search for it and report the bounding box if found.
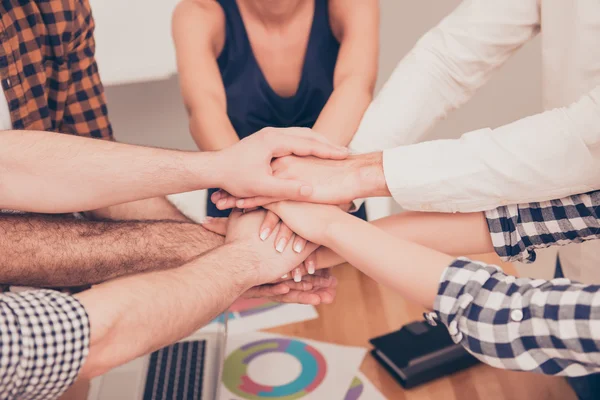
[88,315,228,400]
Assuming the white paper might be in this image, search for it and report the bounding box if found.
[220,332,366,400]
[200,298,318,334]
[343,372,387,400]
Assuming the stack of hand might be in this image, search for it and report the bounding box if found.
[199,127,388,306]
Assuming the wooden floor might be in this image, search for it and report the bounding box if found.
[267,255,577,400]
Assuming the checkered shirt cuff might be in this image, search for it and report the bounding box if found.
[0,290,90,400]
[485,191,600,263]
[434,257,600,377]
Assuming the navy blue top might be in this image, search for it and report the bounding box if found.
[208,0,366,220]
[216,0,339,139]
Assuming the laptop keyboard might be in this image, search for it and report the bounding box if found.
[143,340,206,400]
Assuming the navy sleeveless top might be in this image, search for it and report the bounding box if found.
[215,0,340,139]
[208,0,366,220]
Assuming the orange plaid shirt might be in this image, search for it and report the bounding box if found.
[0,0,112,138]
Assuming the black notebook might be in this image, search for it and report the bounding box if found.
[369,321,479,389]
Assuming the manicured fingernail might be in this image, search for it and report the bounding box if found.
[236,199,244,207]
[281,274,288,279]
[213,192,222,201]
[293,241,304,253]
[300,185,312,197]
[200,217,213,224]
[293,269,302,282]
[260,229,270,241]
[217,199,227,208]
[307,261,315,275]
[276,239,287,253]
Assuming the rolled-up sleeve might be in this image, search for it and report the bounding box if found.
[485,190,600,263]
[0,290,90,400]
[433,258,600,376]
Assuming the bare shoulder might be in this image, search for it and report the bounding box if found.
[172,0,226,54]
[328,0,379,40]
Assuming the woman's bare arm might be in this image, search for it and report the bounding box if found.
[312,0,379,145]
[172,0,239,152]
[315,210,493,269]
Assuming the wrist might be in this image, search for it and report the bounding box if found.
[222,240,263,290]
[186,150,223,190]
[352,152,390,198]
[322,208,354,248]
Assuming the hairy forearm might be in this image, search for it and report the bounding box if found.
[0,214,223,286]
[89,197,191,222]
[316,211,492,269]
[313,81,373,146]
[76,242,255,378]
[0,130,218,213]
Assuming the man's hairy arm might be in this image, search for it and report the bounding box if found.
[0,214,223,287]
[88,197,192,222]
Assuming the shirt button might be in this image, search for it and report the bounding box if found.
[448,320,458,336]
[424,312,438,326]
[511,309,524,322]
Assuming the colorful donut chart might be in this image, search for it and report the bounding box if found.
[223,338,327,399]
[343,377,364,400]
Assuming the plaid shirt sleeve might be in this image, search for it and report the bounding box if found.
[60,0,113,139]
[0,290,90,400]
[485,190,600,263]
[433,258,600,376]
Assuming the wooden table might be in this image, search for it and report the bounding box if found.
[267,255,577,400]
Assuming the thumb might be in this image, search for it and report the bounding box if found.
[200,217,228,236]
[260,177,313,200]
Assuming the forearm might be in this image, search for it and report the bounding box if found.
[0,214,223,287]
[377,86,600,213]
[313,81,373,146]
[76,242,253,378]
[189,107,239,152]
[0,130,219,213]
[349,0,539,153]
[323,214,453,308]
[89,197,191,222]
[316,210,492,268]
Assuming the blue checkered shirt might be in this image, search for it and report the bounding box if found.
[431,191,600,376]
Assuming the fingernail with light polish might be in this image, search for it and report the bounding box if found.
[307,261,315,275]
[293,241,304,253]
[260,229,270,241]
[236,199,245,207]
[217,199,227,209]
[276,239,287,253]
[293,269,302,282]
[281,274,288,279]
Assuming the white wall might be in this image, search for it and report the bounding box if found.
[102,0,550,275]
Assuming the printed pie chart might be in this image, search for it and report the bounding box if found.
[223,338,327,399]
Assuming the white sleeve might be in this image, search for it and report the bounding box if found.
[349,0,540,153]
[383,86,600,212]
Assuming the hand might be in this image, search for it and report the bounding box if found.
[264,202,349,246]
[213,128,348,205]
[242,270,337,305]
[212,152,388,210]
[206,209,319,288]
[202,215,335,304]
[203,211,314,280]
